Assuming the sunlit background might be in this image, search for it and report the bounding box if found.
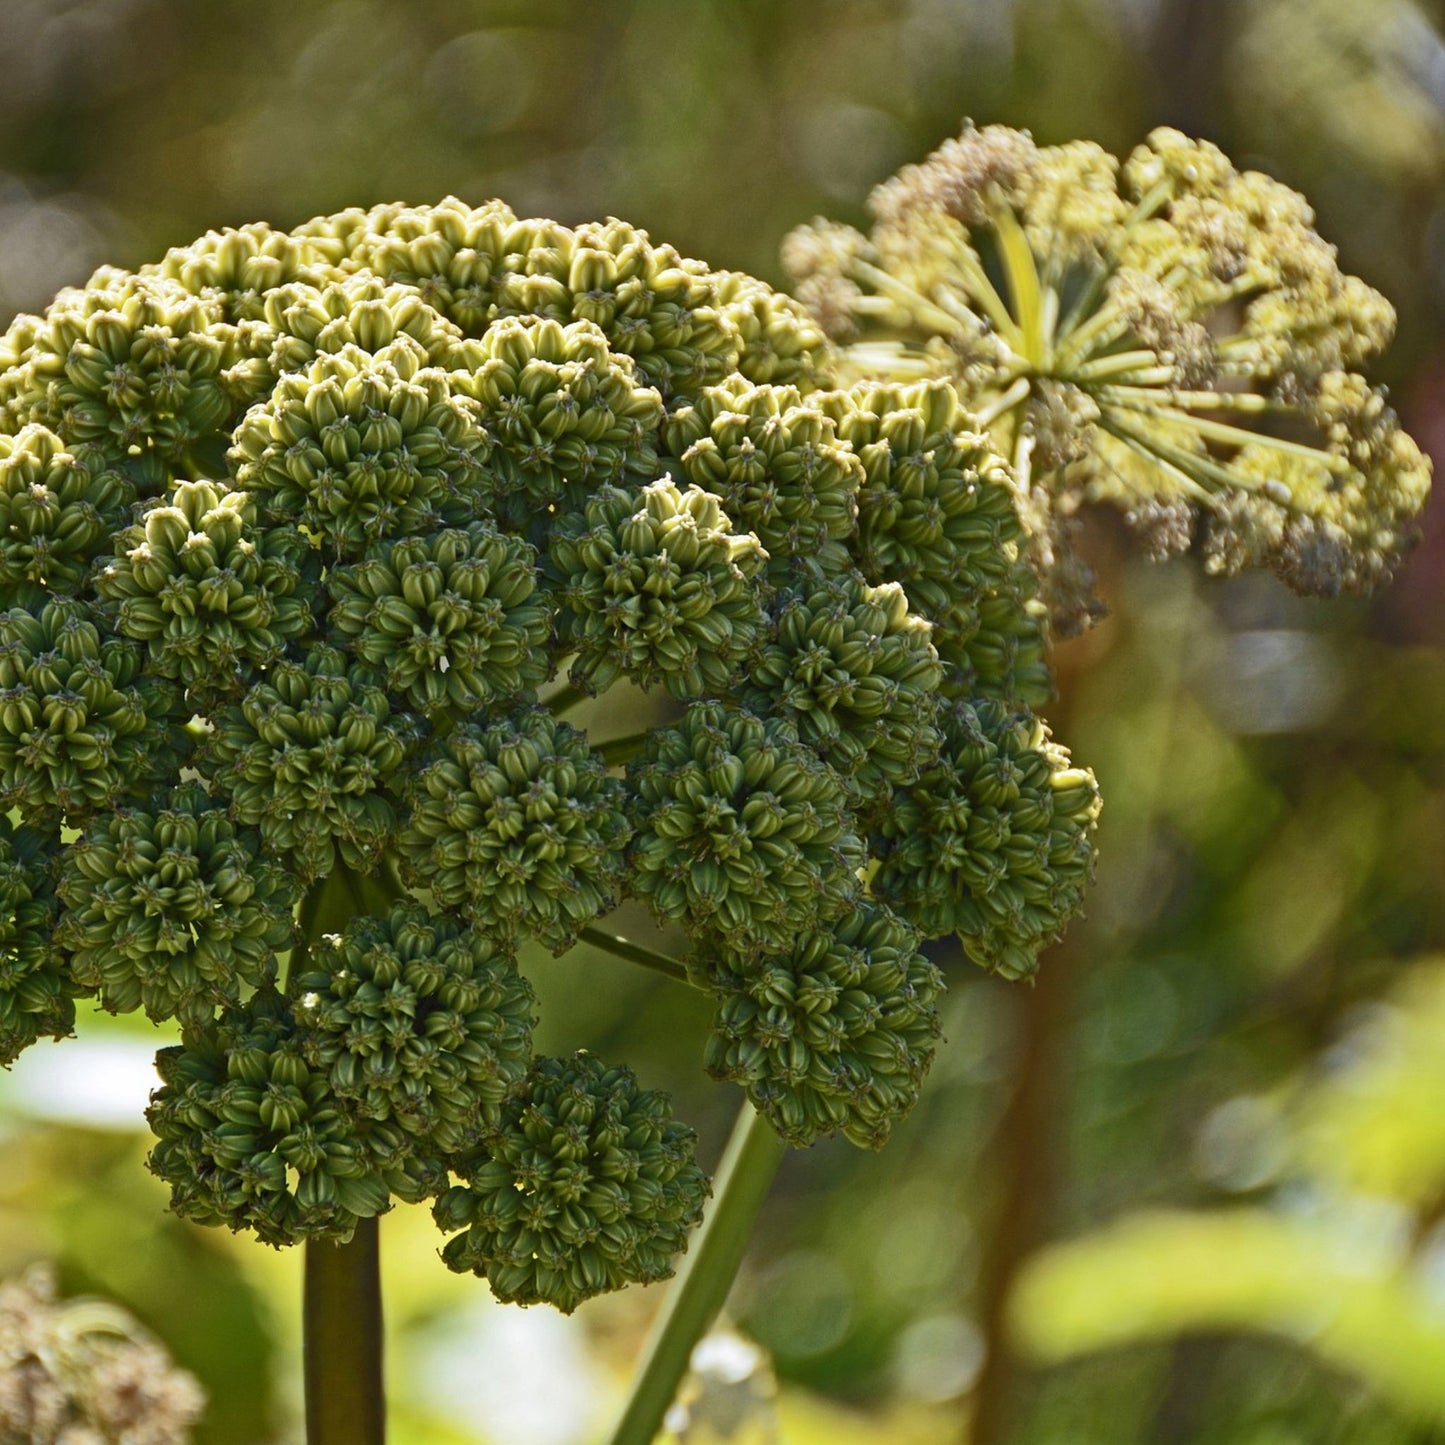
[3,2,1445,1442]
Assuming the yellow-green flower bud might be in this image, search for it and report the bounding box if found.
[144,221,336,325]
[712,271,828,389]
[451,316,665,539]
[0,425,136,596]
[665,378,863,581]
[262,272,463,377]
[230,343,491,557]
[743,571,943,815]
[7,271,248,481]
[343,198,513,336]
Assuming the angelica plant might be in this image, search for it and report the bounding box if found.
[784,123,1432,632]
[0,197,1101,1444]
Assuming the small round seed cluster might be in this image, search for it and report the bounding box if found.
[205,646,412,884]
[230,341,490,556]
[548,476,770,699]
[56,783,295,1026]
[703,901,944,1149]
[742,571,943,814]
[874,700,1101,979]
[95,478,314,699]
[398,708,630,952]
[434,1052,709,1313]
[627,702,864,961]
[825,380,1051,707]
[0,425,136,597]
[327,523,552,718]
[147,989,392,1246]
[291,904,536,1193]
[0,818,72,1065]
[666,377,864,582]
[453,317,664,537]
[0,598,177,821]
[2,270,247,478]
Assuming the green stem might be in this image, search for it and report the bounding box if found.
[1116,387,1277,414]
[578,926,694,987]
[1098,390,1347,471]
[1096,420,1214,505]
[1102,415,1313,501]
[305,1216,385,1445]
[596,732,651,767]
[1072,348,1165,383]
[544,678,590,718]
[850,257,983,339]
[298,862,404,1445]
[945,246,1027,350]
[991,206,1047,366]
[606,1102,787,1445]
[975,376,1033,430]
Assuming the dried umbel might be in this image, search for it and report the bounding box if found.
[0,1266,204,1445]
[0,196,1100,1318]
[785,123,1432,631]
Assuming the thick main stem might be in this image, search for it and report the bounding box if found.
[304,1217,385,1445]
[606,1102,786,1445]
[297,864,398,1445]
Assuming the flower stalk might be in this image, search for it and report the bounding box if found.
[296,864,398,1445]
[304,1219,385,1445]
[605,1102,787,1445]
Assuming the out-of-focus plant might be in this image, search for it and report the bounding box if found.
[1234,0,1445,182]
[0,1263,205,1443]
[784,124,1432,633]
[1010,956,1445,1422]
[0,194,1103,1445]
[783,118,1435,1445]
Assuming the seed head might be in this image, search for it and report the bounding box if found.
[435,1051,709,1313]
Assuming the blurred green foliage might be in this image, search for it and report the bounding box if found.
[1,1,1443,1442]
[1012,957,1445,1424]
